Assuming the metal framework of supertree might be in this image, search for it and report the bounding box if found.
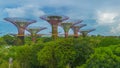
[26,26,47,42]
[60,20,83,38]
[71,24,87,38]
[40,15,69,39]
[4,17,36,45]
[79,29,95,37]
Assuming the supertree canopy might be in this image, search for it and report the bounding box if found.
[71,24,87,38]
[26,26,47,42]
[79,29,95,37]
[4,17,36,45]
[40,15,69,39]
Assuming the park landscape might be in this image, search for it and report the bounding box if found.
[0,0,120,68]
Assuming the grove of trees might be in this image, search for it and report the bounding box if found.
[0,35,120,68]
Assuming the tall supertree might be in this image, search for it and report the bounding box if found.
[61,22,72,38]
[71,24,87,38]
[4,17,36,45]
[40,15,69,39]
[26,26,47,42]
[61,20,83,38]
[79,29,95,37]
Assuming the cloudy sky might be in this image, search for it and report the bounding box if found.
[0,0,120,36]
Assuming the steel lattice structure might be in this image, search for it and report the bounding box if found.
[40,15,69,39]
[4,17,36,45]
[71,24,87,38]
[79,29,95,37]
[26,26,47,42]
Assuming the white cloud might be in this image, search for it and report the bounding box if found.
[110,23,120,35]
[95,9,120,35]
[4,5,45,18]
[5,7,25,17]
[96,11,118,25]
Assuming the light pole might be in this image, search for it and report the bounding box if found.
[9,57,13,68]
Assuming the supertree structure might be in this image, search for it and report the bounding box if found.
[26,26,47,42]
[79,29,95,37]
[40,15,69,39]
[60,22,72,38]
[71,24,87,38]
[4,17,36,45]
[60,20,83,38]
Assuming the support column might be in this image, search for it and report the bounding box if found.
[74,30,78,38]
[17,28,24,45]
[65,32,68,38]
[52,24,58,39]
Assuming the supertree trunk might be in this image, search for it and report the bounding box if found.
[30,33,37,43]
[74,30,79,38]
[52,24,58,39]
[65,32,69,38]
[17,27,25,45]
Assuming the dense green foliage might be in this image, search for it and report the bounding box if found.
[0,35,120,68]
[77,44,120,68]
